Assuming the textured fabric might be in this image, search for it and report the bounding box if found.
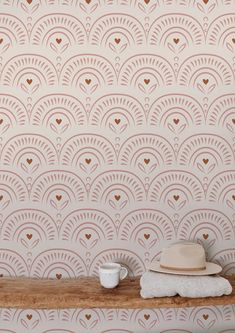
[140,271,232,298]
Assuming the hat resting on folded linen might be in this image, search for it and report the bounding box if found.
[147,242,222,276]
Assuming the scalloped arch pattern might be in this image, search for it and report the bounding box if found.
[0,0,235,331]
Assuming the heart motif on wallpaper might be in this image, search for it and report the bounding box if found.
[0,38,3,44]
[56,195,62,201]
[26,233,33,240]
[173,119,180,124]
[115,38,121,44]
[0,119,3,125]
[144,79,150,85]
[85,79,91,85]
[85,314,91,320]
[173,195,179,201]
[115,119,121,124]
[144,0,150,4]
[56,119,62,124]
[232,195,235,200]
[85,0,91,3]
[203,314,209,320]
[0,195,3,201]
[85,158,91,164]
[26,0,33,4]
[202,0,209,3]
[144,158,150,164]
[85,234,91,239]
[27,158,33,164]
[144,234,150,239]
[203,158,209,164]
[173,38,180,44]
[115,195,121,201]
[56,273,62,279]
[203,233,209,240]
[26,314,32,320]
[203,79,209,85]
[26,79,32,85]
[56,38,62,44]
[144,314,150,320]
[232,119,235,124]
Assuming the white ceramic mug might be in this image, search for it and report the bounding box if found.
[99,262,128,288]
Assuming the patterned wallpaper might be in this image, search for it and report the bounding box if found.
[0,0,235,331]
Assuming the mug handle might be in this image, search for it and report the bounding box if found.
[120,266,128,280]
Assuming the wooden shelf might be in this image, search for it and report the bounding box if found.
[0,276,234,309]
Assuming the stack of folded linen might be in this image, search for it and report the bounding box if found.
[140,242,233,299]
[140,271,232,298]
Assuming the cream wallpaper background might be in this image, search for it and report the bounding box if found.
[0,0,235,331]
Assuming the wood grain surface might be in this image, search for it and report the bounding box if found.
[0,276,234,309]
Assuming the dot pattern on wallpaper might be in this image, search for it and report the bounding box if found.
[0,0,235,279]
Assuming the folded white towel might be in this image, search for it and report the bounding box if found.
[140,271,232,299]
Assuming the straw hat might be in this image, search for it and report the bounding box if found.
[148,242,222,275]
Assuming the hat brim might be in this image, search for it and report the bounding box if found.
[147,261,222,276]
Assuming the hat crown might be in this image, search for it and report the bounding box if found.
[160,242,206,271]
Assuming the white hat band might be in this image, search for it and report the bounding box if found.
[160,264,206,272]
